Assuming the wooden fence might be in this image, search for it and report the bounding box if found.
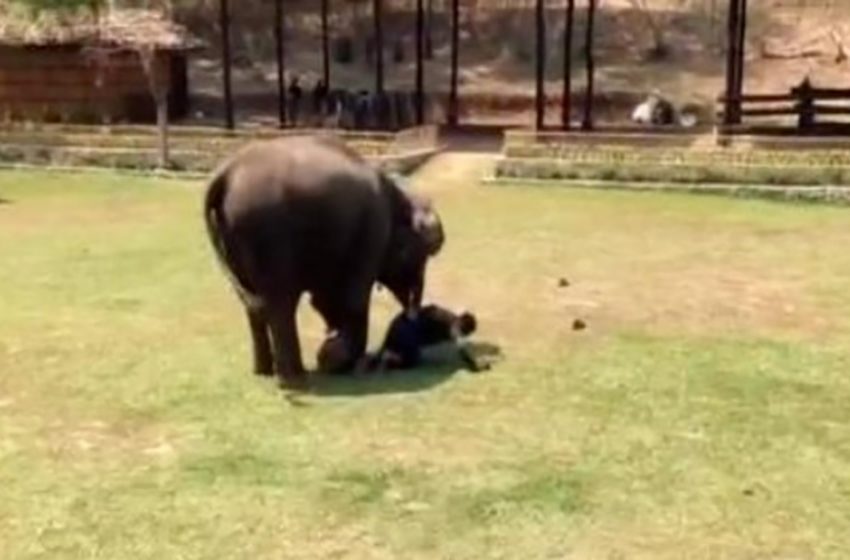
[718,80,850,134]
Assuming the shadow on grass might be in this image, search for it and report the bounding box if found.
[0,198,10,205]
[307,340,504,397]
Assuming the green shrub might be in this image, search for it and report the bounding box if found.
[494,157,850,188]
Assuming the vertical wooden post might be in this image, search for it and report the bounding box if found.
[448,0,460,126]
[735,0,748,103]
[274,0,286,128]
[535,0,546,130]
[724,0,741,125]
[581,0,597,131]
[322,0,330,87]
[416,0,425,124]
[219,0,234,129]
[425,0,433,59]
[562,0,575,130]
[796,77,815,130]
[373,0,384,94]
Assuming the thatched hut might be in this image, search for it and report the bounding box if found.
[0,9,200,123]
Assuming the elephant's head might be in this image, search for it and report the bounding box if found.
[378,174,444,312]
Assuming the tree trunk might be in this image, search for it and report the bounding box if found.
[156,95,169,169]
[140,48,170,169]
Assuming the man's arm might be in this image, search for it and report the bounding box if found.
[454,336,489,372]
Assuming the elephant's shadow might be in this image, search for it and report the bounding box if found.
[307,340,504,397]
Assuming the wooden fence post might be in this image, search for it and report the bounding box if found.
[416,0,424,124]
[562,0,575,130]
[448,0,459,126]
[274,0,287,128]
[219,0,234,129]
[582,0,597,131]
[535,0,546,130]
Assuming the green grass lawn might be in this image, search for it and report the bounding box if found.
[2,168,850,559]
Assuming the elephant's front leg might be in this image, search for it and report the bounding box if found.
[315,295,371,375]
[336,281,374,371]
[267,297,308,390]
[342,306,370,365]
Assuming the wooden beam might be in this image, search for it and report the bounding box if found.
[810,105,850,115]
[739,107,799,117]
[792,87,850,98]
[219,0,234,129]
[448,0,459,126]
[535,0,546,130]
[321,0,330,87]
[717,93,794,103]
[274,0,286,128]
[416,0,425,124]
[562,0,575,130]
[581,0,597,130]
[373,0,384,94]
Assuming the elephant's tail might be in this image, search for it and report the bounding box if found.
[204,172,264,311]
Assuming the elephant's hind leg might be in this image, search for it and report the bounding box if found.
[267,297,309,390]
[246,307,274,376]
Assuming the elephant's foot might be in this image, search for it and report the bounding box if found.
[278,371,310,392]
[253,358,274,377]
[254,356,274,377]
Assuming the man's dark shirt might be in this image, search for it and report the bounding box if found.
[380,305,458,368]
[416,305,457,346]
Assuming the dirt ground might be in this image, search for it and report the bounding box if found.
[179,0,850,128]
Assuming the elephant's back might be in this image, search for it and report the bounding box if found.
[221,135,379,209]
[213,136,389,281]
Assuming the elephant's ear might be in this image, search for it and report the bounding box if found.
[412,197,444,256]
[380,172,444,256]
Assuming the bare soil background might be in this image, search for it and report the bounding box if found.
[171,0,850,126]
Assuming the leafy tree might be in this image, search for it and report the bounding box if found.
[9,0,102,12]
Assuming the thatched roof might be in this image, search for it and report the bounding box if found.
[0,8,201,51]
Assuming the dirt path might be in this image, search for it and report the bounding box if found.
[408,151,496,195]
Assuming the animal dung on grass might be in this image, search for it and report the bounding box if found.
[558,277,570,288]
[572,319,587,331]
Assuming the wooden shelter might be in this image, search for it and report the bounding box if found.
[215,0,756,132]
[0,9,198,124]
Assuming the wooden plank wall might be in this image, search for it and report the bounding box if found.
[0,46,174,123]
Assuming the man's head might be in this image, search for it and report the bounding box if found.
[457,312,477,337]
[317,331,353,374]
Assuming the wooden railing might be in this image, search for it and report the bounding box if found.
[718,79,850,134]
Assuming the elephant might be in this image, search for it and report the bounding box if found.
[203,134,444,389]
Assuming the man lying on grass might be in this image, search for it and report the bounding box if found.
[370,303,487,372]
